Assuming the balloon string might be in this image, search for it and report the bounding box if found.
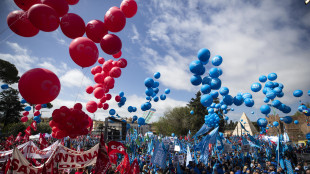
[74,68,86,103]
[0,10,28,38]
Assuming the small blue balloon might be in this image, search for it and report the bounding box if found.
[266,91,276,100]
[109,109,116,115]
[133,115,138,121]
[277,92,284,98]
[153,96,159,102]
[208,108,214,114]
[154,72,161,79]
[41,104,47,108]
[1,84,9,89]
[202,76,212,85]
[21,99,27,104]
[272,100,281,108]
[259,75,267,83]
[217,68,223,76]
[171,133,175,137]
[251,111,254,114]
[152,81,159,88]
[219,87,229,96]
[211,103,216,108]
[145,88,154,96]
[257,118,268,127]
[223,95,233,106]
[126,123,131,130]
[221,104,227,110]
[215,104,221,109]
[294,120,299,124]
[242,93,252,100]
[223,110,228,114]
[146,96,151,100]
[231,108,234,111]
[209,68,220,78]
[264,97,270,103]
[210,78,221,90]
[190,75,202,86]
[120,97,126,103]
[189,60,205,75]
[119,91,125,97]
[138,117,145,125]
[201,84,211,94]
[273,87,282,94]
[145,102,152,110]
[144,78,154,88]
[24,106,31,111]
[308,90,310,96]
[164,88,170,94]
[197,48,211,63]
[128,106,133,113]
[200,94,213,107]
[260,105,271,115]
[293,90,303,97]
[265,81,274,88]
[210,91,219,99]
[190,110,194,115]
[268,73,277,81]
[251,82,262,92]
[34,116,40,121]
[244,98,254,107]
[160,94,166,100]
[225,116,229,121]
[233,95,243,106]
[273,121,279,127]
[211,55,223,66]
[153,88,159,94]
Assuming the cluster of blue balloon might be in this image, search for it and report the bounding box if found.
[117,91,127,107]
[127,105,137,113]
[204,113,220,128]
[1,84,9,90]
[298,104,310,116]
[141,72,170,111]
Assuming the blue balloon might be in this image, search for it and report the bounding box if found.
[171,133,175,137]
[133,115,138,121]
[273,87,282,94]
[189,60,205,75]
[138,117,145,125]
[251,111,254,114]
[215,104,221,109]
[165,88,170,94]
[298,105,307,112]
[244,98,254,107]
[257,118,268,127]
[211,55,223,66]
[109,109,116,115]
[278,83,284,89]
[210,78,221,90]
[132,107,137,112]
[208,108,214,114]
[272,100,281,108]
[145,88,154,96]
[141,103,147,111]
[217,68,222,76]
[219,87,229,96]
[251,82,262,92]
[119,91,125,97]
[293,90,303,97]
[152,81,159,88]
[259,75,267,83]
[128,106,133,112]
[294,120,299,124]
[201,84,211,94]
[200,94,213,107]
[273,82,279,87]
[190,75,202,86]
[283,106,291,114]
[153,96,159,102]
[231,108,234,111]
[210,91,219,99]
[190,110,194,115]
[273,121,279,127]
[221,104,227,110]
[41,104,47,108]
[145,102,152,110]
[209,68,220,78]
[1,84,9,89]
[262,87,271,95]
[260,105,271,115]
[242,93,252,100]
[160,94,166,100]
[233,95,243,106]
[34,116,40,121]
[268,73,277,81]
[126,123,131,130]
[277,92,284,98]
[210,103,216,108]
[36,118,41,123]
[266,91,276,100]
[21,99,27,104]
[146,96,151,100]
[24,106,31,111]
[308,90,310,96]
[265,81,274,88]
[202,76,212,85]
[223,110,228,114]
[120,97,126,103]
[225,116,229,121]
[153,88,159,94]
[306,133,310,140]
[144,78,154,88]
[264,97,270,103]
[223,95,233,106]
[154,72,161,79]
[197,48,210,63]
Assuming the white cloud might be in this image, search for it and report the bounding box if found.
[52,29,69,46]
[60,69,92,88]
[130,24,140,43]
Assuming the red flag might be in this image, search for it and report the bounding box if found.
[15,132,22,142]
[23,134,29,143]
[95,133,111,174]
[30,121,37,131]
[39,133,48,149]
[7,135,14,141]
[109,153,118,164]
[108,141,126,155]
[4,158,11,174]
[25,126,31,135]
[115,154,130,174]
[129,158,140,174]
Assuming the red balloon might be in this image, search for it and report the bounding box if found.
[66,0,79,5]
[102,59,113,72]
[7,10,39,37]
[117,58,127,68]
[49,120,57,127]
[86,101,97,113]
[34,110,40,116]
[60,13,85,39]
[90,67,96,75]
[105,94,112,100]
[21,116,28,123]
[27,4,60,32]
[104,76,115,89]
[97,102,103,108]
[94,73,105,83]
[120,0,138,18]
[86,86,94,94]
[109,67,122,78]
[73,103,82,110]
[93,83,103,89]
[102,103,109,110]
[42,0,69,17]
[14,0,41,11]
[100,96,106,103]
[23,111,29,116]
[100,34,122,55]
[104,7,126,32]
[94,66,102,74]
[93,87,105,99]
[85,20,108,43]
[98,57,105,64]
[69,37,99,68]
[18,68,61,104]
[113,50,122,59]
[35,104,42,110]
[115,95,121,102]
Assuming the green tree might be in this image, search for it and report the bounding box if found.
[0,59,19,84]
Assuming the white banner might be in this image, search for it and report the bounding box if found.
[0,142,30,162]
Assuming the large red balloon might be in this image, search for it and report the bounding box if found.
[109,67,122,78]
[18,68,61,104]
[117,58,127,68]
[21,116,28,123]
[104,76,115,89]
[98,57,105,64]
[85,20,108,43]
[69,37,99,67]
[100,34,122,55]
[113,50,122,59]
[104,7,126,32]
[14,0,41,11]
[42,0,69,17]
[66,0,79,5]
[94,87,105,99]
[7,10,39,37]
[60,13,85,39]
[35,104,42,110]
[27,4,60,32]
[86,101,97,113]
[86,86,93,94]
[120,0,138,18]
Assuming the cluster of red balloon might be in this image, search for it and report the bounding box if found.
[49,103,92,139]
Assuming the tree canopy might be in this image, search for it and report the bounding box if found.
[0,59,19,84]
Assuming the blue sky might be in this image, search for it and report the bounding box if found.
[0,0,309,122]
